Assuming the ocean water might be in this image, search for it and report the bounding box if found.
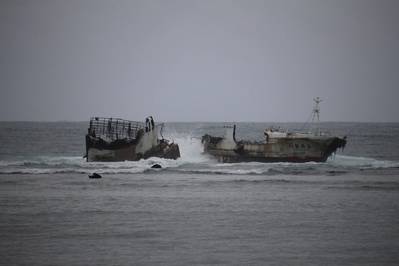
[1,122,399,265]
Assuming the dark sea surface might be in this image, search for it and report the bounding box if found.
[1,122,399,265]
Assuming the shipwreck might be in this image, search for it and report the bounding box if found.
[85,116,180,162]
[202,98,347,163]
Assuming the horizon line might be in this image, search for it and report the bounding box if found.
[1,120,398,124]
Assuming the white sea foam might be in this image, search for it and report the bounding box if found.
[0,151,398,175]
[176,168,267,175]
[162,132,214,163]
[328,154,399,169]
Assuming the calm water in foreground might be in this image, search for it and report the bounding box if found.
[1,122,399,265]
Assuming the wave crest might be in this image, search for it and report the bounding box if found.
[0,154,398,175]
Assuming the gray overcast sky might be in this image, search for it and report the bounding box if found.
[1,0,398,122]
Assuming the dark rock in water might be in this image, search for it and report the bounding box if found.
[89,173,102,179]
[151,164,162,169]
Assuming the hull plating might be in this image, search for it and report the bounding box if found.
[202,135,346,163]
[85,117,180,162]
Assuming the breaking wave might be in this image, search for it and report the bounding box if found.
[1,134,398,175]
[0,136,211,175]
[328,154,399,169]
[0,152,398,175]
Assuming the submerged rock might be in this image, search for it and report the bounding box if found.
[89,173,102,179]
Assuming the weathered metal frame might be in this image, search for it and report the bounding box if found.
[88,117,144,141]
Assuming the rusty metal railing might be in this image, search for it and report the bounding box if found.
[88,117,144,141]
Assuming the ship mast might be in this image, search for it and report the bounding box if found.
[311,97,322,135]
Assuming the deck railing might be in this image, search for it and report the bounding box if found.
[88,117,144,141]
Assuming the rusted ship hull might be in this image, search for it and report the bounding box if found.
[202,134,346,163]
[202,98,346,163]
[86,136,180,162]
[85,117,180,162]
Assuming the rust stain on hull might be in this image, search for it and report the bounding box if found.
[202,129,346,163]
[85,117,180,162]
